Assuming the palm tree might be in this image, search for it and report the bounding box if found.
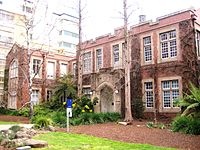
[179,83,200,118]
[53,74,77,102]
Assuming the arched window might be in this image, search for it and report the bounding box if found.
[10,60,18,78]
[8,60,18,109]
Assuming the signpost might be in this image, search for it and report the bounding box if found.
[66,99,73,132]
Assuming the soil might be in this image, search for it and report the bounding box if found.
[0,115,200,150]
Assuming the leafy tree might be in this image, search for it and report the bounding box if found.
[49,74,77,110]
[178,83,200,118]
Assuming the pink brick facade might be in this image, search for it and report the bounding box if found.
[5,44,74,109]
[77,8,200,118]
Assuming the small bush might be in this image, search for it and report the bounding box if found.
[172,116,200,135]
[18,107,30,117]
[146,122,154,128]
[146,122,166,129]
[70,112,121,126]
[34,116,53,129]
[9,125,21,133]
[52,111,66,127]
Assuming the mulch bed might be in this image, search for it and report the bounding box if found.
[0,115,30,124]
[1,115,200,150]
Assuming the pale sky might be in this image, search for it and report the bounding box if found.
[3,0,200,40]
[82,0,200,40]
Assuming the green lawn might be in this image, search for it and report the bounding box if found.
[0,121,18,124]
[34,132,176,150]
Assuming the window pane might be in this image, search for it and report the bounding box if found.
[160,33,167,41]
[162,81,170,89]
[113,44,119,64]
[172,80,179,89]
[163,91,170,107]
[47,62,55,78]
[161,42,168,58]
[60,63,67,76]
[145,82,153,108]
[83,52,91,72]
[170,40,177,57]
[96,49,102,70]
[146,91,153,107]
[169,30,176,39]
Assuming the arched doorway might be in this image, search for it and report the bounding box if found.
[100,85,114,112]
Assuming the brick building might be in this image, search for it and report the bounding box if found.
[77,8,200,118]
[5,43,75,109]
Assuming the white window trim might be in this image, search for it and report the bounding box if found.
[157,27,180,63]
[95,47,103,71]
[143,36,152,62]
[46,59,56,79]
[31,88,41,105]
[196,30,200,58]
[60,61,68,77]
[31,57,42,78]
[142,79,154,112]
[158,76,182,113]
[82,50,92,74]
[111,41,123,69]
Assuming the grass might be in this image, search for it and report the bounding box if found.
[0,121,19,124]
[34,132,176,150]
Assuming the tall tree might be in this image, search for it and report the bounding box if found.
[123,0,133,121]
[77,0,83,96]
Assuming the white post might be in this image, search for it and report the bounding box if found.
[66,108,69,132]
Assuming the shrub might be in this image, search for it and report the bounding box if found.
[18,107,30,117]
[9,125,21,133]
[146,122,166,129]
[70,112,121,126]
[34,116,53,129]
[172,116,200,135]
[52,111,66,127]
[72,96,94,117]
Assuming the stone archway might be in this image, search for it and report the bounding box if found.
[100,85,114,113]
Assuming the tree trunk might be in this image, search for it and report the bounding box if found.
[123,0,133,121]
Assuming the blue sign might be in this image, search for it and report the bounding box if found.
[66,99,73,108]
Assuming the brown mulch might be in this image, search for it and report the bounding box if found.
[0,115,200,150]
[59,121,200,150]
[0,115,30,124]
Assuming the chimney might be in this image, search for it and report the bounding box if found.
[139,15,146,23]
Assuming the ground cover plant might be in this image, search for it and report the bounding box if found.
[34,132,175,150]
[172,83,200,135]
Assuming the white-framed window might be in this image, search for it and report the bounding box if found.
[32,59,41,76]
[162,80,179,108]
[113,44,119,65]
[60,63,68,76]
[144,82,154,108]
[83,87,91,99]
[143,36,152,62]
[10,60,18,78]
[160,30,177,59]
[47,61,55,79]
[46,90,53,101]
[96,48,102,70]
[196,30,200,56]
[31,89,39,105]
[72,63,76,76]
[83,52,91,73]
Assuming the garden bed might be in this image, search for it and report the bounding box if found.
[1,115,200,150]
